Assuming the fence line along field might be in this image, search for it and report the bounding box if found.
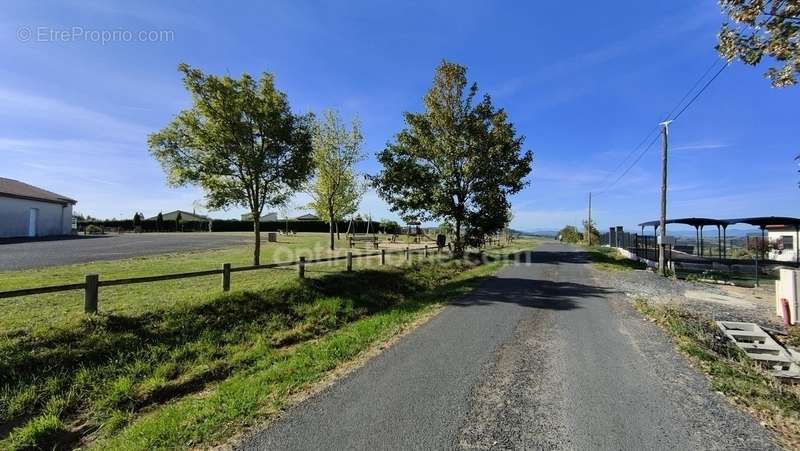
[0,230,538,450]
[0,233,432,332]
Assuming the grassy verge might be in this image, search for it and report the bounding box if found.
[633,298,800,448]
[1,238,537,450]
[584,246,647,272]
[677,268,777,288]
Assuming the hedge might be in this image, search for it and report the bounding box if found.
[77,219,399,235]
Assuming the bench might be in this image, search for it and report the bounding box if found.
[349,235,379,249]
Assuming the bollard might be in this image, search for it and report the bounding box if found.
[347,252,353,271]
[222,263,231,292]
[84,274,99,314]
[299,256,305,278]
[782,299,792,327]
[405,247,409,261]
[424,245,428,257]
[381,249,386,265]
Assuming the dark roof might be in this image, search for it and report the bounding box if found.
[0,177,76,205]
[638,217,727,228]
[639,216,800,229]
[295,213,320,220]
[145,210,210,222]
[725,217,800,228]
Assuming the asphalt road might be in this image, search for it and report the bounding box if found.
[0,233,251,270]
[239,242,778,450]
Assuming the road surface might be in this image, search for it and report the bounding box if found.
[0,233,252,270]
[239,242,777,450]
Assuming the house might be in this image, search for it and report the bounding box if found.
[0,177,76,238]
[240,211,278,221]
[146,210,211,222]
[295,213,320,221]
[766,224,800,262]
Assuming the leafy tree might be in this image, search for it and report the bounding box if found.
[156,211,164,232]
[132,212,142,227]
[582,219,599,245]
[373,60,533,258]
[175,211,183,232]
[149,64,314,264]
[559,225,582,244]
[380,218,399,234]
[717,0,800,87]
[308,110,365,250]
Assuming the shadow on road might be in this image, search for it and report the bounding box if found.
[451,277,611,311]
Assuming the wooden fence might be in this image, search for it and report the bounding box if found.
[0,246,437,314]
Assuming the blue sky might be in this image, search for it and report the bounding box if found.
[1,1,798,231]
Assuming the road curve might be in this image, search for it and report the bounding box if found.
[238,242,777,450]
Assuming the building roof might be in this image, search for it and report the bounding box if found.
[0,177,76,205]
[295,213,320,220]
[146,210,211,222]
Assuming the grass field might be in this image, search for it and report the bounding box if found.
[0,233,539,449]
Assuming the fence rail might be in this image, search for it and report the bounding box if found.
[0,246,436,313]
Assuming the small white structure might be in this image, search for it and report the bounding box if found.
[0,178,76,238]
[767,225,799,262]
[776,268,799,326]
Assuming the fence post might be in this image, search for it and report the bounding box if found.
[347,252,353,272]
[299,256,305,278]
[405,247,409,261]
[381,249,386,265]
[424,245,428,258]
[222,263,231,292]
[84,274,99,314]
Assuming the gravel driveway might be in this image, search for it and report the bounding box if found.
[0,233,252,270]
[238,242,777,450]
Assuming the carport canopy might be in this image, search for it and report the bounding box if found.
[636,216,800,261]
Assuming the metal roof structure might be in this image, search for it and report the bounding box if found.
[636,216,800,263]
[638,216,800,229]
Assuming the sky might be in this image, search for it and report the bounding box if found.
[1,1,798,232]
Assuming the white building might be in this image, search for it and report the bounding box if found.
[240,211,278,221]
[0,178,76,238]
[767,225,799,263]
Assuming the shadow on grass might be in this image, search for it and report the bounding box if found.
[0,259,481,447]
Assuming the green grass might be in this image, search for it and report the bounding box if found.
[677,268,778,287]
[584,246,647,271]
[0,234,539,450]
[634,298,800,448]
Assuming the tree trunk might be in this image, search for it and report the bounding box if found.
[328,201,335,251]
[336,221,340,240]
[253,216,261,265]
[454,216,464,259]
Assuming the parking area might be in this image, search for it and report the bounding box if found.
[0,233,252,271]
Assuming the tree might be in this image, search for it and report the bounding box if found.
[133,212,142,226]
[175,211,183,232]
[308,110,365,250]
[380,218,399,234]
[559,225,582,244]
[582,219,599,245]
[373,61,533,258]
[717,0,800,87]
[156,211,164,232]
[149,64,314,265]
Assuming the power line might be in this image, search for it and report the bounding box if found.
[671,61,730,121]
[594,58,728,195]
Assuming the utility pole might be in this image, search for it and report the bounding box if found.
[587,192,592,246]
[658,120,672,276]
